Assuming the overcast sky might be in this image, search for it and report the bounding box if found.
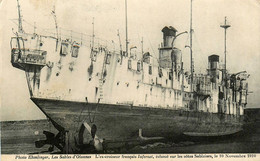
[1,0,260,121]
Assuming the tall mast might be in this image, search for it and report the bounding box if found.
[33,22,36,34]
[125,0,128,55]
[51,6,59,39]
[141,37,144,55]
[92,17,95,49]
[117,29,122,52]
[190,0,193,91]
[17,0,24,33]
[51,6,59,51]
[70,30,73,41]
[117,29,123,64]
[220,17,231,80]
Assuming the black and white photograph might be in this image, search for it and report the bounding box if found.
[0,0,260,158]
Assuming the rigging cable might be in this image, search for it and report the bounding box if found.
[193,31,208,74]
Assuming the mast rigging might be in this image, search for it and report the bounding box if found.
[190,0,193,91]
[51,6,59,51]
[125,0,128,56]
[117,29,122,52]
[17,0,24,33]
[92,17,95,49]
[117,29,123,64]
[220,17,231,81]
[141,37,144,55]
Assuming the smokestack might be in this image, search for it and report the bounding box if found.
[161,26,177,47]
[208,54,220,83]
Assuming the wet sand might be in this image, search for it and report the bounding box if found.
[1,120,58,154]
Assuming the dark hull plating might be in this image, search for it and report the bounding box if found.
[31,97,244,150]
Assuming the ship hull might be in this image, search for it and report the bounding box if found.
[31,97,243,151]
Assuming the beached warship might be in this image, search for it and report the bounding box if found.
[10,0,249,153]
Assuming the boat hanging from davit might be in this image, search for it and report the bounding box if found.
[10,0,250,153]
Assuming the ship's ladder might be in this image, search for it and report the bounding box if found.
[98,49,108,100]
[98,79,104,99]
